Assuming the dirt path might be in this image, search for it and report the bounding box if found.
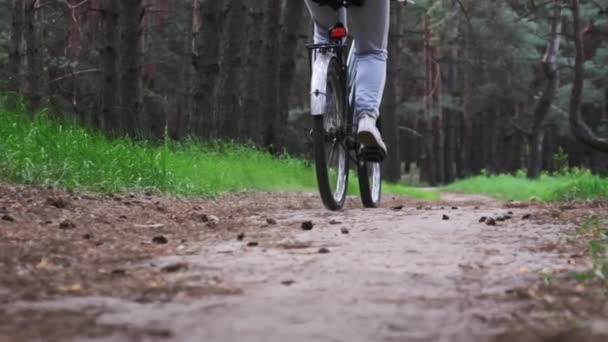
[1,185,607,341]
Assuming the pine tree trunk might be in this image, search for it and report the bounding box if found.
[568,0,608,152]
[215,0,247,140]
[261,0,283,150]
[382,3,402,183]
[527,0,562,179]
[277,0,306,149]
[168,0,195,140]
[23,0,43,112]
[7,0,24,108]
[193,0,223,138]
[100,0,119,132]
[119,0,144,135]
[241,3,265,144]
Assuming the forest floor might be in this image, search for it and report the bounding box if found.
[1,183,607,342]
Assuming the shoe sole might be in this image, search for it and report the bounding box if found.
[357,131,386,162]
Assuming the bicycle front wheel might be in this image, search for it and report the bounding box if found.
[358,160,382,208]
[313,58,349,211]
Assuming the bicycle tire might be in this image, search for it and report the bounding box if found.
[358,159,382,208]
[357,117,382,208]
[313,58,349,211]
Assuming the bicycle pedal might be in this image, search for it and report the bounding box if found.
[360,147,386,162]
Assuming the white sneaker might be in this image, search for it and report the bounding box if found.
[357,115,387,161]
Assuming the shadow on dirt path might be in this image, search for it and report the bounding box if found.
[1,184,607,341]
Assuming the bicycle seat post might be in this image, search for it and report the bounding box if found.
[337,6,347,24]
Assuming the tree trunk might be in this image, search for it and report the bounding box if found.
[527,0,562,179]
[8,0,24,107]
[382,2,403,183]
[23,0,44,112]
[100,0,119,132]
[168,0,195,140]
[119,0,144,135]
[214,0,247,140]
[459,0,473,178]
[568,0,608,152]
[193,0,223,138]
[241,3,265,144]
[261,0,283,150]
[277,0,306,149]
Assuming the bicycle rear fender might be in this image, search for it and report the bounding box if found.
[310,52,334,116]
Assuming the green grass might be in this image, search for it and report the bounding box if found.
[567,216,608,285]
[0,104,436,200]
[443,170,608,202]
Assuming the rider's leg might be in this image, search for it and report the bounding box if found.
[303,0,335,45]
[350,0,390,156]
[349,0,390,121]
[304,0,389,157]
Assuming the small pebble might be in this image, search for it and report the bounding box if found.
[479,216,487,223]
[237,232,245,241]
[442,215,450,221]
[341,227,350,234]
[161,263,188,273]
[247,241,259,247]
[152,236,169,244]
[59,219,76,229]
[318,247,330,254]
[266,218,277,225]
[301,221,314,231]
[2,214,15,222]
[486,218,497,226]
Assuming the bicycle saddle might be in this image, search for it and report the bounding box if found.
[311,0,365,10]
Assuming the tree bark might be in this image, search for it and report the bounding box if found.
[119,0,144,135]
[568,0,608,152]
[241,3,265,144]
[23,0,44,112]
[527,0,562,179]
[261,0,283,150]
[100,0,119,132]
[215,0,247,140]
[193,0,223,138]
[277,0,306,149]
[382,2,403,183]
[8,0,24,106]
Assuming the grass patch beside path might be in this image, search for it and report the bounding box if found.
[443,171,608,202]
[0,107,433,199]
[568,216,608,285]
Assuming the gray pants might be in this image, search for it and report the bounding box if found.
[304,0,390,120]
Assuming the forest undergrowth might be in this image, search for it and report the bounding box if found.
[0,104,437,200]
[444,169,608,202]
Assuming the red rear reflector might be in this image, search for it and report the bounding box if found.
[330,27,348,39]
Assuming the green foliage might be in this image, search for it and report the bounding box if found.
[443,169,608,202]
[0,103,435,200]
[577,216,608,284]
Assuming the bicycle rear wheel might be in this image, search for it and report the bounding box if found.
[313,58,349,210]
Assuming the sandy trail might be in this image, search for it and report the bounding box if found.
[3,186,601,342]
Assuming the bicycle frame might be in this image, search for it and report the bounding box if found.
[307,5,384,209]
[307,8,360,149]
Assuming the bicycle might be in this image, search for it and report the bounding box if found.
[307,0,390,211]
